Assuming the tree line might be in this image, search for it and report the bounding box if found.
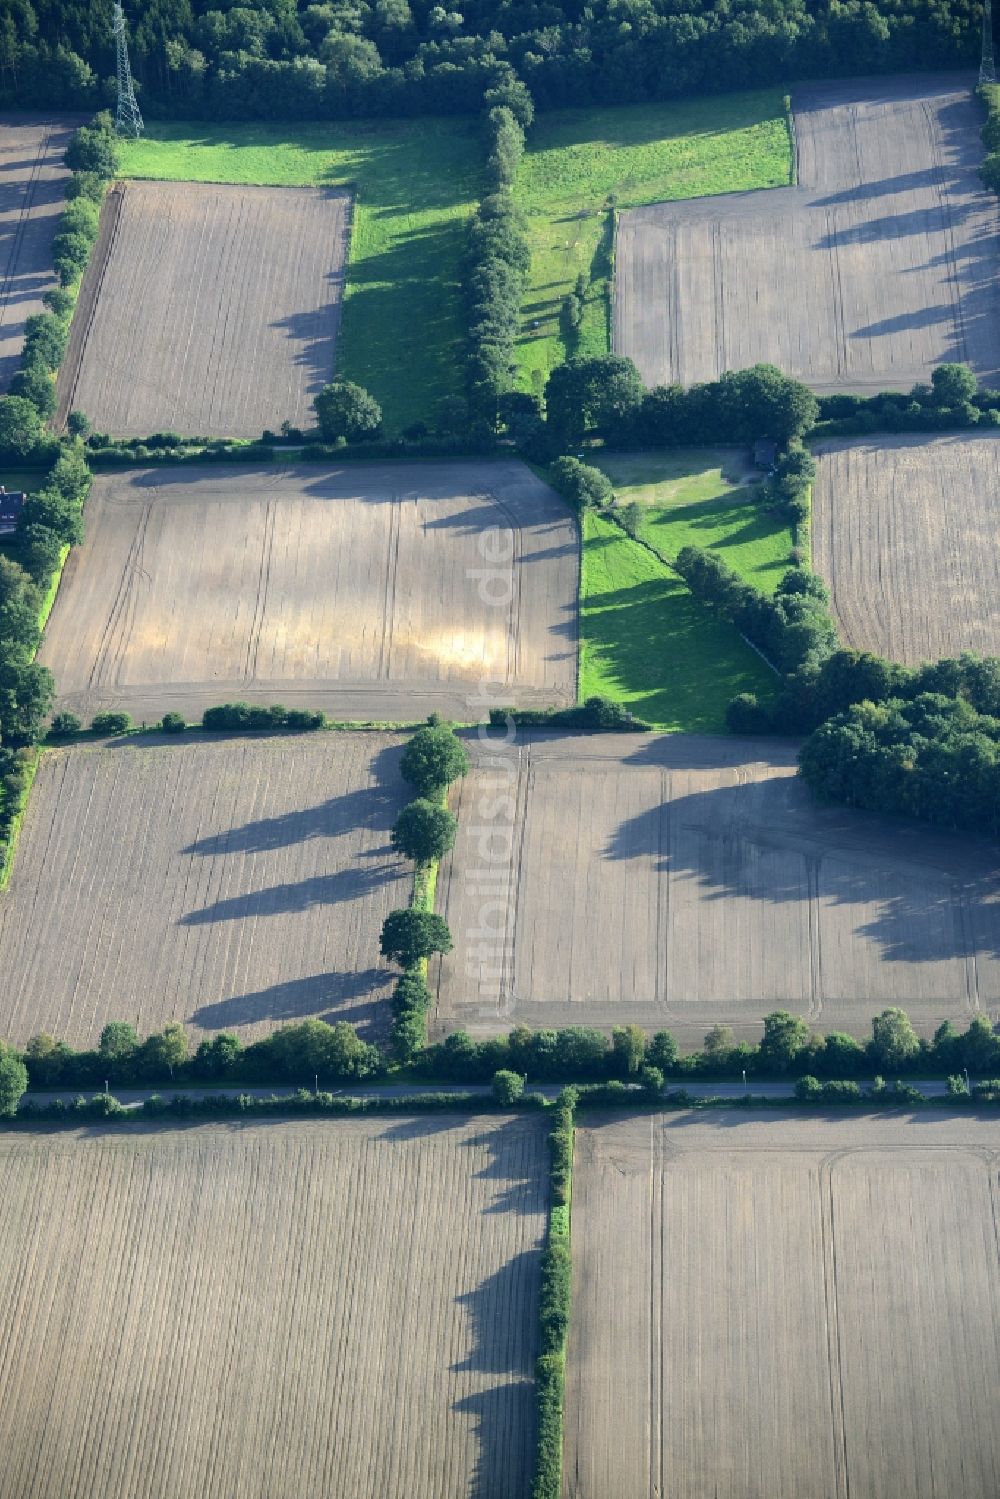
[0,0,978,122]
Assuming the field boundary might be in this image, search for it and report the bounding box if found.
[531,1086,575,1499]
[53,179,122,429]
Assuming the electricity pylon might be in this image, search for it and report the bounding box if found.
[113,2,144,139]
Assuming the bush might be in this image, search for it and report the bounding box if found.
[49,710,82,737]
[90,710,133,735]
[492,1068,525,1104]
[64,117,118,178]
[160,711,186,733]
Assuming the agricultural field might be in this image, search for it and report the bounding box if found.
[615,75,1000,392]
[813,431,1000,663]
[39,459,578,725]
[579,512,776,731]
[0,1116,546,1499]
[432,732,1000,1045]
[597,448,794,591]
[0,114,77,390]
[115,118,481,433]
[0,735,411,1047]
[514,92,792,394]
[55,180,350,438]
[566,1112,1000,1499]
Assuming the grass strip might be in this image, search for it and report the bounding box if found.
[117,119,481,433]
[580,512,777,731]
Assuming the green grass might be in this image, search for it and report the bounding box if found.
[513,92,793,394]
[597,449,794,594]
[580,512,776,732]
[117,119,482,433]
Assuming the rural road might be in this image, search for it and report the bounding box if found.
[19,1079,957,1110]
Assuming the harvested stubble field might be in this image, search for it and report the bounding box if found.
[55,179,350,438]
[813,431,1000,663]
[566,1112,1000,1499]
[0,1116,545,1499]
[432,732,1000,1044]
[0,114,77,390]
[40,460,577,724]
[0,735,411,1047]
[615,75,1000,392]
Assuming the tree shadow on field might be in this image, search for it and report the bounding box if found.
[271,274,345,397]
[603,753,1000,968]
[188,966,389,1035]
[182,741,404,857]
[178,857,402,926]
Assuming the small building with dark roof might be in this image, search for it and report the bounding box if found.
[0,487,25,535]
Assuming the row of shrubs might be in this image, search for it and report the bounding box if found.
[12,1088,534,1125]
[384,720,470,1058]
[810,363,1000,438]
[531,1087,574,1499]
[463,81,532,430]
[49,702,329,738]
[486,696,647,732]
[675,550,837,676]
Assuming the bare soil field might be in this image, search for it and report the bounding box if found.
[566,1112,1000,1499]
[0,1115,545,1499]
[615,75,1000,392]
[39,460,577,724]
[0,735,411,1047]
[0,114,77,390]
[432,732,1000,1044]
[55,179,350,437]
[813,431,1000,662]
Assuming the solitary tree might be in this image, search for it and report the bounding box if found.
[400,723,469,796]
[380,908,453,968]
[391,798,457,864]
[314,380,382,442]
[0,1045,28,1117]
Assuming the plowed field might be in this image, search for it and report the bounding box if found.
[0,735,409,1046]
[39,460,577,724]
[813,431,1000,662]
[0,1116,545,1499]
[56,179,350,437]
[566,1112,1000,1499]
[432,732,1000,1043]
[0,114,76,390]
[615,75,1000,392]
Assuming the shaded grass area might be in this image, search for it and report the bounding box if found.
[597,449,794,594]
[580,512,776,732]
[117,119,481,433]
[514,92,792,394]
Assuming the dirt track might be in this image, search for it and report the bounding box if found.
[615,75,1000,392]
[0,736,410,1047]
[55,179,350,437]
[813,431,1000,662]
[566,1113,1000,1499]
[39,460,578,723]
[432,732,1000,1044]
[0,114,77,390]
[0,1116,544,1499]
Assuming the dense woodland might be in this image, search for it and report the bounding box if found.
[0,0,981,118]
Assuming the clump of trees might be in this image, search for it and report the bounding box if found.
[675,550,838,676]
[547,455,613,511]
[201,702,326,732]
[812,363,1000,438]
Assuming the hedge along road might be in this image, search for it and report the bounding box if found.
[812,430,1000,664]
[55,179,351,439]
[0,114,79,390]
[431,730,1000,1047]
[566,1112,1000,1499]
[0,1116,547,1499]
[0,734,412,1049]
[38,460,579,725]
[614,74,1000,393]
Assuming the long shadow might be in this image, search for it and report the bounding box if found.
[809,167,960,208]
[182,741,403,857]
[604,765,1000,966]
[178,859,401,926]
[188,966,388,1033]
